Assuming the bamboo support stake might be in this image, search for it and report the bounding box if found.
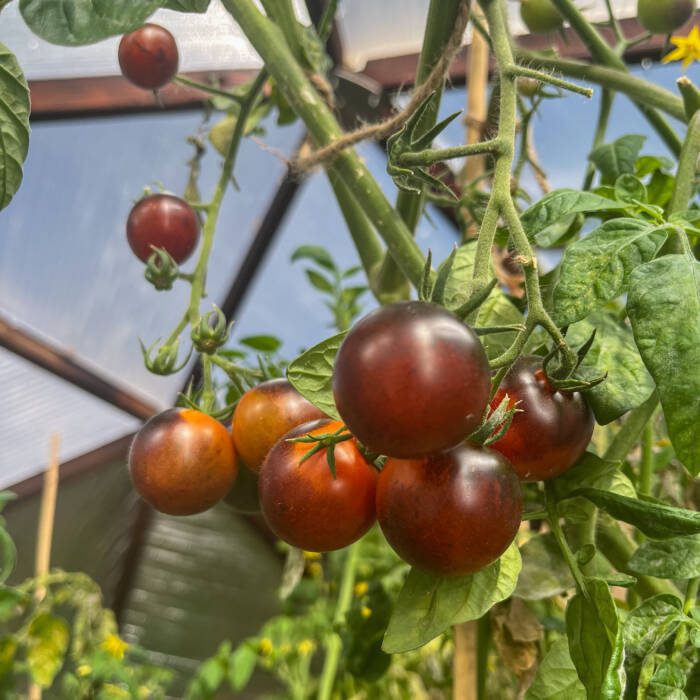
[28,433,61,700]
[454,12,490,700]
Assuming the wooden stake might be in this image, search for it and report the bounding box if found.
[28,433,61,700]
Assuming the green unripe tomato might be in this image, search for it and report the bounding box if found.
[637,0,694,34]
[517,77,542,97]
[520,0,564,34]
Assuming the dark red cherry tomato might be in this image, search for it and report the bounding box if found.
[126,193,199,264]
[333,301,491,458]
[376,443,522,576]
[232,378,326,472]
[129,408,238,515]
[259,419,378,552]
[489,356,594,481]
[118,24,179,90]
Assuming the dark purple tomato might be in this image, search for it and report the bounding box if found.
[232,378,326,472]
[129,408,238,515]
[376,443,522,576]
[118,24,179,90]
[490,356,594,481]
[259,419,378,552]
[332,301,491,458]
[126,193,199,264]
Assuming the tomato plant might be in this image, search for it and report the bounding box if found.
[126,193,200,264]
[129,408,238,515]
[377,443,523,576]
[637,0,695,34]
[489,356,594,481]
[333,301,491,458]
[258,419,378,552]
[519,0,563,34]
[232,378,326,471]
[118,24,179,90]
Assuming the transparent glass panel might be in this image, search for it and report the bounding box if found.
[1,110,303,405]
[0,348,139,488]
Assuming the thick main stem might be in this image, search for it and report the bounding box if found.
[317,543,359,700]
[223,0,427,288]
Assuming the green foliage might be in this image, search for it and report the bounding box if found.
[525,637,586,700]
[19,0,160,45]
[628,536,700,579]
[164,0,210,11]
[627,254,700,474]
[514,534,574,601]
[589,135,646,185]
[383,543,521,653]
[0,44,30,212]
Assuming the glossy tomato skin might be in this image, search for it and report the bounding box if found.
[333,301,491,459]
[520,0,563,34]
[129,408,238,515]
[259,419,378,552]
[377,443,522,576]
[489,356,594,481]
[637,0,694,34]
[118,24,179,90]
[232,378,326,472]
[127,194,200,264]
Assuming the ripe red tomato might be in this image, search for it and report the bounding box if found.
[489,356,594,481]
[232,378,326,472]
[129,408,238,515]
[118,24,179,90]
[376,443,522,576]
[333,301,491,458]
[637,0,694,34]
[259,419,378,552]
[520,0,563,34]
[126,193,200,264]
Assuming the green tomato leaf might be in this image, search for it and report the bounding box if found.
[614,174,647,204]
[286,332,345,420]
[238,335,282,353]
[567,313,654,425]
[442,241,523,359]
[305,269,335,294]
[627,254,700,475]
[572,488,700,539]
[520,189,625,243]
[552,219,667,326]
[208,104,271,154]
[26,613,69,688]
[525,637,586,700]
[291,244,336,271]
[628,536,700,579]
[382,542,520,653]
[163,0,210,11]
[639,658,688,700]
[0,43,30,212]
[565,578,625,700]
[19,0,160,45]
[514,533,575,601]
[554,452,636,500]
[589,135,646,185]
[0,586,27,622]
[227,644,256,692]
[0,636,16,679]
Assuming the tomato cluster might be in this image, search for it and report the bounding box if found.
[129,301,595,574]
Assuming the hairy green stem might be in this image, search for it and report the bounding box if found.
[583,89,614,190]
[317,543,359,700]
[223,0,427,288]
[670,111,700,216]
[513,51,686,124]
[317,0,339,42]
[378,0,469,298]
[188,70,267,325]
[678,76,700,121]
[507,64,593,97]
[399,138,504,166]
[639,422,654,498]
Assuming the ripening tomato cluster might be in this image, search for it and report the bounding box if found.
[129,301,595,577]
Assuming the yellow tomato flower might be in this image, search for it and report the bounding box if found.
[100,634,129,660]
[663,27,700,69]
[259,638,274,656]
[354,581,369,597]
[360,606,372,619]
[297,639,315,656]
[76,664,92,677]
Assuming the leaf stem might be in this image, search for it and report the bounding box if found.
[399,139,504,166]
[583,88,614,190]
[317,542,360,700]
[506,65,593,98]
[173,74,244,103]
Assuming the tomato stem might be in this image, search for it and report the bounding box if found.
[173,74,245,103]
[316,541,360,700]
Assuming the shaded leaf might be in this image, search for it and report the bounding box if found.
[291,245,336,271]
[552,219,666,325]
[0,43,30,211]
[164,0,210,10]
[26,614,69,688]
[514,533,574,601]
[383,543,520,653]
[286,332,345,420]
[567,314,654,425]
[589,135,646,185]
[19,0,160,45]
[627,254,700,474]
[628,536,700,579]
[525,637,586,700]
